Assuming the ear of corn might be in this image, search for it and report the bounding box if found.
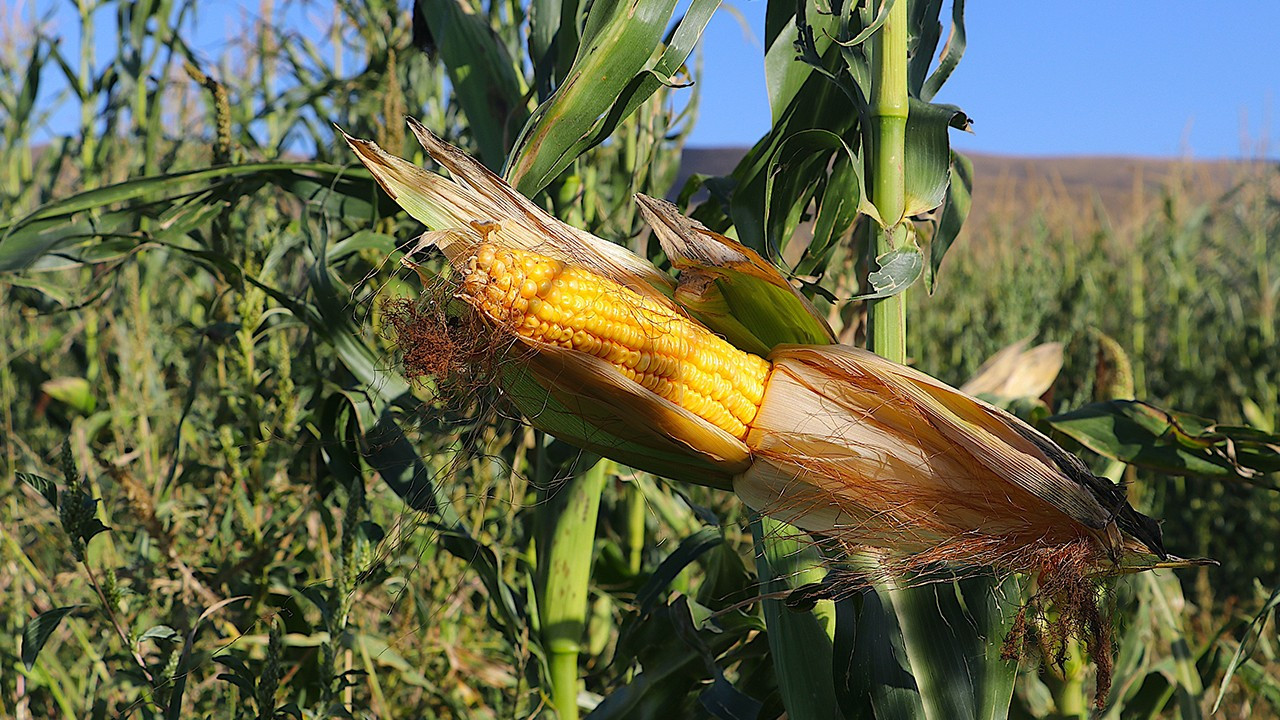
[346,122,1195,579]
[424,228,758,486]
[460,242,770,439]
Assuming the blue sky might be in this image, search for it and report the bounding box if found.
[35,1,1280,159]
[692,2,1280,158]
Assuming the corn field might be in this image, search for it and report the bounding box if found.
[1,1,1278,719]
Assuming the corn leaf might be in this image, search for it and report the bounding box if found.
[763,0,840,122]
[1048,400,1280,482]
[505,0,687,196]
[890,578,1021,720]
[764,129,878,265]
[599,530,757,718]
[838,578,1020,720]
[853,245,925,301]
[923,150,973,293]
[528,0,577,101]
[837,590,924,720]
[417,0,527,169]
[690,16,865,262]
[5,36,44,142]
[1212,585,1280,712]
[0,162,390,273]
[902,99,970,219]
[908,0,967,102]
[599,0,721,144]
[752,518,841,720]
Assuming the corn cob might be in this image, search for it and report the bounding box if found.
[459,242,771,439]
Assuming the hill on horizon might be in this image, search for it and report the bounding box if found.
[676,147,1269,237]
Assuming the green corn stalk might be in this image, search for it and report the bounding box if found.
[625,480,647,575]
[536,455,611,720]
[867,0,910,363]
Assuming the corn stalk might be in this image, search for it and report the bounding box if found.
[536,454,611,720]
[867,0,909,363]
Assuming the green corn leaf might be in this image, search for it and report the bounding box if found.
[600,0,722,141]
[690,37,860,257]
[1048,400,1280,482]
[635,527,723,613]
[9,36,43,140]
[1213,585,1280,712]
[751,517,841,720]
[598,529,752,718]
[417,0,527,169]
[528,0,573,100]
[763,129,878,265]
[1143,571,1207,719]
[0,162,390,273]
[903,99,971,219]
[851,244,924,301]
[838,590,924,720]
[907,0,967,101]
[806,149,867,274]
[924,151,973,293]
[763,0,840,121]
[891,578,1021,720]
[838,577,1020,720]
[505,0,683,196]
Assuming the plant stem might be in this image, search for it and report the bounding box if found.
[537,458,610,720]
[868,0,910,363]
[625,480,646,575]
[1049,650,1088,720]
[77,0,97,179]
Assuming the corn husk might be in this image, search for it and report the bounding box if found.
[635,194,835,355]
[341,120,675,303]
[960,338,1065,402]
[736,344,1172,577]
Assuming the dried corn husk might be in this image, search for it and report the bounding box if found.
[737,344,1173,580]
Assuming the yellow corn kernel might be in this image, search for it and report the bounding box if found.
[460,243,771,439]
